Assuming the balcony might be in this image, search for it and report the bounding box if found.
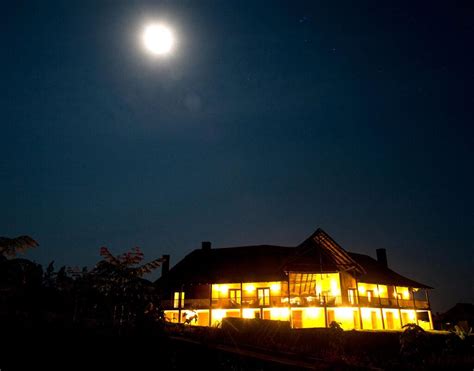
[289,295,344,307]
[397,299,430,309]
[414,300,430,309]
[211,296,288,308]
[357,296,429,309]
[161,298,210,310]
[161,296,430,310]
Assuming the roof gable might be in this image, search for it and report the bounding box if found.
[294,228,366,275]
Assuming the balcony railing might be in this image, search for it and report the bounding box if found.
[359,297,400,307]
[212,296,288,308]
[289,295,344,307]
[161,298,210,310]
[414,300,430,309]
[161,296,430,310]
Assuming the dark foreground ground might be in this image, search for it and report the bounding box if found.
[1,329,310,371]
[1,321,473,371]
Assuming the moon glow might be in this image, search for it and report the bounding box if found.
[143,24,175,55]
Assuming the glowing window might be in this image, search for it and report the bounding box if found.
[229,289,241,305]
[348,289,356,305]
[257,288,270,306]
[367,290,373,303]
[173,291,185,308]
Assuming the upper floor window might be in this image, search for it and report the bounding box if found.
[367,290,373,303]
[173,291,185,308]
[229,289,241,305]
[257,288,270,306]
[348,289,356,304]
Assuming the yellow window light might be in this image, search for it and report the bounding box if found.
[270,307,289,320]
[336,307,355,319]
[280,307,290,318]
[245,284,256,293]
[330,279,340,296]
[242,308,255,319]
[384,309,400,318]
[316,284,322,295]
[270,283,280,292]
[307,307,320,318]
[361,309,370,319]
[212,309,225,321]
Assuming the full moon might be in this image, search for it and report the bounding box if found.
[142,24,175,55]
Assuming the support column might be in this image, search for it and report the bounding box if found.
[411,288,419,325]
[378,284,385,330]
[287,272,292,327]
[240,282,243,318]
[178,285,183,324]
[208,284,212,327]
[394,286,403,329]
[428,310,433,330]
[324,296,328,328]
[338,272,344,306]
[426,290,433,330]
[355,279,363,330]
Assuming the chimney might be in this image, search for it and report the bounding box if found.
[376,248,388,268]
[201,241,211,250]
[161,254,170,277]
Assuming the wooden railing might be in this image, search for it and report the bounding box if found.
[160,298,209,310]
[161,296,429,310]
[211,296,288,308]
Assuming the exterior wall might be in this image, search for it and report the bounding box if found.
[211,281,287,308]
[162,275,433,331]
[164,309,210,326]
[291,307,326,328]
[417,310,433,330]
[289,272,342,306]
[332,307,360,330]
[382,308,402,330]
[361,307,384,330]
[339,271,357,305]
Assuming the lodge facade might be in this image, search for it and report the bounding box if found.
[156,229,433,330]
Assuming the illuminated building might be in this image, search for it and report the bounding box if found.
[156,229,433,330]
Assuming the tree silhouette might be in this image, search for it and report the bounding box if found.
[78,247,165,329]
[0,235,38,258]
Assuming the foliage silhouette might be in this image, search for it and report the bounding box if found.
[0,235,38,258]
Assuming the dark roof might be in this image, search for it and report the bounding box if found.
[348,252,432,289]
[156,228,432,290]
[441,303,474,322]
[157,245,293,287]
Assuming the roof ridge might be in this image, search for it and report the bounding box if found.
[193,244,295,251]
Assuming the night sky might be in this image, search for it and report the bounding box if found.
[2,1,473,312]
